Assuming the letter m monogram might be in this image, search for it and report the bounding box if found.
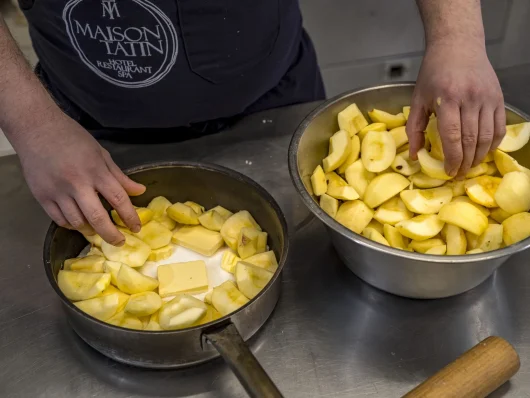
[102,0,120,19]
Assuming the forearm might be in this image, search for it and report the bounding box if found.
[0,15,63,150]
[416,0,485,48]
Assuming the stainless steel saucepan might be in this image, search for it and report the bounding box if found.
[289,83,530,299]
[43,162,288,398]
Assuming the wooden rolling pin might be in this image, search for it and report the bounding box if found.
[403,336,520,398]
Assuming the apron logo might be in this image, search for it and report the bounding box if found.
[63,0,178,88]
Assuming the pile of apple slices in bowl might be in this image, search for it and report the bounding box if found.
[311,103,530,255]
[57,197,279,330]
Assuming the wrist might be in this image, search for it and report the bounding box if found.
[425,32,485,52]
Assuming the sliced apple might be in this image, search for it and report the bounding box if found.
[395,214,445,241]
[337,135,361,174]
[111,207,153,227]
[464,176,502,208]
[368,109,406,129]
[438,201,488,235]
[476,224,503,252]
[425,117,444,161]
[495,171,530,214]
[319,194,339,218]
[498,122,530,152]
[361,130,396,172]
[58,271,111,301]
[358,122,387,141]
[362,227,390,246]
[199,207,232,232]
[84,234,103,247]
[444,180,465,197]
[337,103,369,136]
[244,251,278,272]
[425,245,446,255]
[335,200,374,234]
[116,264,159,294]
[235,261,274,300]
[131,220,172,250]
[403,106,411,120]
[64,255,105,273]
[373,197,413,226]
[310,165,327,196]
[221,250,241,274]
[417,148,452,180]
[220,211,261,251]
[125,291,162,317]
[167,202,200,225]
[326,172,360,201]
[103,260,122,286]
[107,311,143,330]
[344,159,376,199]
[466,249,484,254]
[391,150,420,176]
[398,143,410,154]
[493,149,530,177]
[409,238,445,253]
[400,187,453,215]
[502,212,530,246]
[383,224,408,249]
[364,172,410,208]
[410,172,446,188]
[101,233,151,268]
[212,281,249,316]
[366,219,384,235]
[147,196,176,231]
[465,163,489,178]
[323,130,352,172]
[451,196,490,217]
[443,225,467,255]
[389,126,408,148]
[183,201,204,216]
[87,246,104,257]
[237,227,267,259]
[466,231,479,251]
[159,295,207,330]
[145,311,162,331]
[490,207,513,224]
[74,293,122,321]
[485,163,498,176]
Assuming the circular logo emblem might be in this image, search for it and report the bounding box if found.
[63,0,178,88]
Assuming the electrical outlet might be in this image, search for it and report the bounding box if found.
[384,59,414,81]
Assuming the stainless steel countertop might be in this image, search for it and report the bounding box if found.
[3,79,530,397]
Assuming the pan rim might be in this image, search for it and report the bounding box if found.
[43,160,290,335]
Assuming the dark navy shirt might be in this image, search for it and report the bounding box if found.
[21,0,319,131]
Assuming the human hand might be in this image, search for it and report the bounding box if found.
[407,40,505,178]
[18,113,145,245]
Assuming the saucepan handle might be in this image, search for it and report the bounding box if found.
[204,322,284,398]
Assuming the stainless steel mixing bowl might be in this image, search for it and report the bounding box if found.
[289,83,530,299]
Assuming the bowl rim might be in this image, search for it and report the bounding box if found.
[288,82,530,263]
[43,160,289,335]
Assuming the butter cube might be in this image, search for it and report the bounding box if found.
[172,225,224,256]
[157,261,209,297]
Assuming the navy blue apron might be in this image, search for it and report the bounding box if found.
[20,0,325,141]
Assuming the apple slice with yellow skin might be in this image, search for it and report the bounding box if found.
[374,197,413,226]
[396,215,445,241]
[323,130,352,172]
[444,180,465,197]
[366,219,384,235]
[389,126,408,148]
[465,163,489,178]
[410,172,446,188]
[490,207,512,224]
[417,149,452,180]
[58,271,111,301]
[451,196,490,217]
[498,122,530,152]
[344,159,376,199]
[358,122,387,142]
[167,203,200,225]
[325,172,359,201]
[464,176,502,208]
[220,211,261,251]
[485,163,498,176]
[361,130,396,173]
[383,224,408,249]
[101,233,151,268]
[442,224,467,255]
[495,171,530,214]
[409,238,445,253]
[425,117,444,161]
[425,245,446,255]
[364,172,410,208]
[476,224,503,252]
[337,103,369,136]
[368,109,406,129]
[111,207,153,227]
[502,212,530,246]
[403,106,411,120]
[362,227,390,246]
[493,149,530,177]
[310,165,327,196]
[391,150,420,176]
[438,201,489,235]
[335,200,373,234]
[400,186,453,215]
[319,194,339,218]
[467,249,484,254]
[337,135,361,174]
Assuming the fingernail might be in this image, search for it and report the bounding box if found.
[115,240,125,247]
[131,224,141,233]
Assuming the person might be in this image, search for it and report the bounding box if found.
[0,0,505,245]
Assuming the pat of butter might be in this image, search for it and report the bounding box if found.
[172,226,224,257]
[157,261,209,297]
